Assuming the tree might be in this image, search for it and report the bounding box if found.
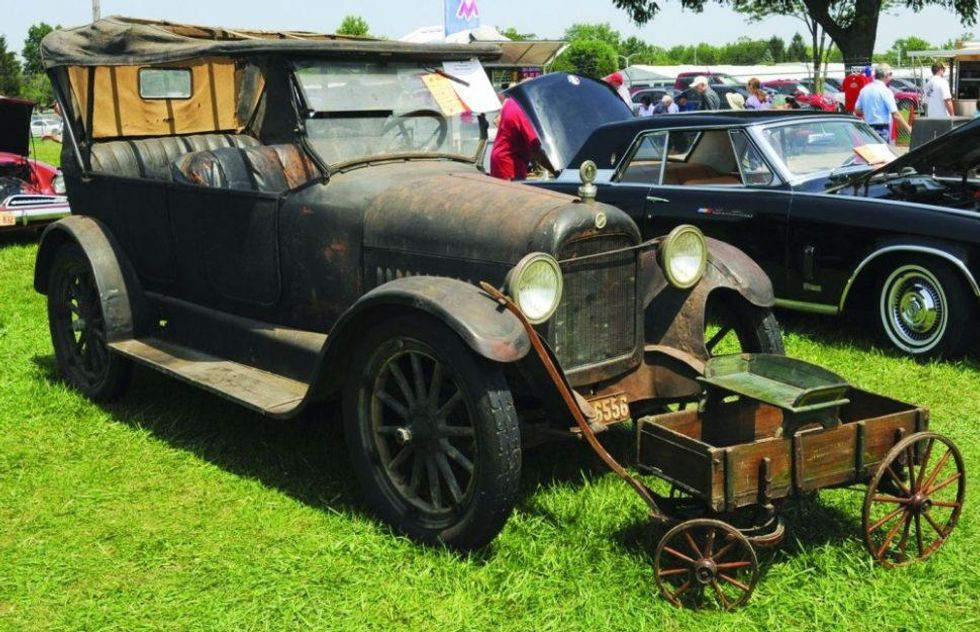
[336,15,370,37]
[22,23,57,76]
[500,27,536,41]
[551,40,618,79]
[0,36,22,97]
[767,35,786,62]
[610,0,980,68]
[562,23,621,50]
[787,32,808,61]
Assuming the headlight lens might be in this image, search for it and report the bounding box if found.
[51,174,66,194]
[507,253,563,324]
[661,225,707,289]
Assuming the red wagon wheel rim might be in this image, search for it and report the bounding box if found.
[863,432,965,568]
[654,519,759,610]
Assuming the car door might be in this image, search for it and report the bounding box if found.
[638,128,792,294]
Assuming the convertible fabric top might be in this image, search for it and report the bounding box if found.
[42,16,501,68]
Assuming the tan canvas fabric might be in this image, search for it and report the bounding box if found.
[67,58,252,138]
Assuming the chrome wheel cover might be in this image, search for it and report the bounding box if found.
[880,265,948,353]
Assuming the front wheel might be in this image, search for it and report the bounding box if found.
[704,294,785,357]
[877,259,973,358]
[343,313,521,551]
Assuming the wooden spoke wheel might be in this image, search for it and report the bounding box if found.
[863,432,965,568]
[654,519,760,610]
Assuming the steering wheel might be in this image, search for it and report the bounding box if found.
[381,109,449,152]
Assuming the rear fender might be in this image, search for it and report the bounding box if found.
[310,276,531,398]
[34,216,146,342]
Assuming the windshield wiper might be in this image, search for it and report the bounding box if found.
[424,67,469,87]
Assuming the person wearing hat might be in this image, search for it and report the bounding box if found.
[652,94,679,115]
[603,72,632,105]
[854,63,912,141]
[691,75,720,110]
[924,62,954,118]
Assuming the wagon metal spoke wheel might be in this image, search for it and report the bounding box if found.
[654,519,759,610]
[863,432,965,568]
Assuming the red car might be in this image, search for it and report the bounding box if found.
[890,86,920,112]
[762,80,842,112]
[0,96,69,231]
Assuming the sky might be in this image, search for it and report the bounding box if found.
[0,0,976,61]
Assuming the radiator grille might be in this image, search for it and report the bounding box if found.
[549,235,637,370]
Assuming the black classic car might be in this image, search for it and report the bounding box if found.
[515,73,980,358]
[35,18,781,550]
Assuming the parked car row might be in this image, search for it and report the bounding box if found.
[508,73,980,358]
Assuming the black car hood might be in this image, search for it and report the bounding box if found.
[848,116,980,186]
[0,97,34,157]
[504,72,633,172]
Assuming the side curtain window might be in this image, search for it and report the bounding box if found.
[730,129,775,186]
[617,131,668,184]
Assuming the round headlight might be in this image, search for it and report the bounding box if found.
[507,253,563,324]
[661,225,707,289]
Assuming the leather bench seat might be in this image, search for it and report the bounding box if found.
[89,133,260,181]
[171,144,317,193]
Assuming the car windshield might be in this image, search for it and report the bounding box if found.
[294,60,484,166]
[713,74,742,86]
[757,120,897,179]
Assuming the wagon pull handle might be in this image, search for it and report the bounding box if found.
[480,281,662,515]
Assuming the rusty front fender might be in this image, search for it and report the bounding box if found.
[645,236,775,361]
[310,276,530,399]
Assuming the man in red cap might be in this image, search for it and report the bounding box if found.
[604,72,632,105]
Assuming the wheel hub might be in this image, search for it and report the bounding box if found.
[693,559,717,585]
[909,492,932,513]
[897,284,938,334]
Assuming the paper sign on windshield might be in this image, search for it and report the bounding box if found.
[442,59,502,114]
[421,73,467,117]
[854,143,895,166]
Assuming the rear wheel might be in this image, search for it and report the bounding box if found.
[343,313,521,551]
[877,258,973,358]
[704,294,785,357]
[47,244,132,401]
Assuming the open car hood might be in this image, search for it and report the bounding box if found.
[848,117,980,186]
[504,72,633,172]
[0,97,34,157]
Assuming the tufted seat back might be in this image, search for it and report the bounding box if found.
[171,144,317,193]
[89,133,261,181]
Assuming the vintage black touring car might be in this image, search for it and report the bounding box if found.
[35,20,965,608]
[513,73,980,358]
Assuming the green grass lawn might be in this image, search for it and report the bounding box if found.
[27,138,62,166]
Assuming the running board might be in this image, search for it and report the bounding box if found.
[109,337,310,417]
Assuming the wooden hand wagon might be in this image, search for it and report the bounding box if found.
[484,285,966,611]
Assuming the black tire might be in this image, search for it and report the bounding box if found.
[877,257,974,358]
[343,313,521,551]
[47,243,132,400]
[704,293,785,357]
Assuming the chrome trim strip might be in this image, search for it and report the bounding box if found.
[774,298,840,315]
[838,245,980,311]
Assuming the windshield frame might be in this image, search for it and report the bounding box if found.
[289,59,488,172]
[750,117,898,185]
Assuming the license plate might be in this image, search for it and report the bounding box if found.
[587,392,631,425]
[0,212,14,227]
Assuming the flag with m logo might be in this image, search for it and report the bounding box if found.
[445,0,480,36]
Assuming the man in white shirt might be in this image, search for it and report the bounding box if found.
[924,62,954,117]
[855,63,912,141]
